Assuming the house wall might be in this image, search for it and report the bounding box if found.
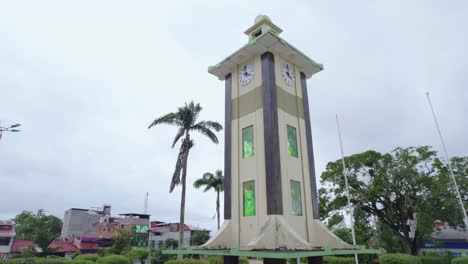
[61,209,101,238]
[149,231,190,248]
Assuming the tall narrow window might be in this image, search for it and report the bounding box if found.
[242,126,254,158]
[243,181,256,216]
[287,125,298,157]
[290,180,303,216]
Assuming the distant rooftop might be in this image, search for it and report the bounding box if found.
[118,213,150,219]
[0,220,14,225]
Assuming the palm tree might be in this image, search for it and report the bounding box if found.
[148,101,222,258]
[193,170,224,230]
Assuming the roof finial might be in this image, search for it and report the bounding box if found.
[254,14,271,24]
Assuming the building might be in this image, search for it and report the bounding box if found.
[0,221,15,259]
[421,221,468,257]
[148,221,210,249]
[95,213,150,247]
[9,240,41,257]
[73,237,113,254]
[48,240,79,258]
[61,205,111,238]
[149,222,191,249]
[10,240,78,259]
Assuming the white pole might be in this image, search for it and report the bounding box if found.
[426,92,468,230]
[336,114,359,264]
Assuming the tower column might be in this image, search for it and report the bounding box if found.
[261,52,283,215]
[224,73,232,220]
[300,72,320,219]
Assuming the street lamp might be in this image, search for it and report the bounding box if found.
[0,123,21,142]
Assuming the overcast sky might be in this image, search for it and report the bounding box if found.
[1,0,467,232]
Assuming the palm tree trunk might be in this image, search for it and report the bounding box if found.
[178,133,190,259]
[216,190,220,230]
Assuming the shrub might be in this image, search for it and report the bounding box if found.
[421,256,450,264]
[65,260,96,264]
[0,258,36,264]
[206,256,248,264]
[324,256,355,264]
[96,255,131,264]
[239,257,248,264]
[34,257,67,264]
[165,260,209,264]
[380,254,422,264]
[74,255,101,262]
[452,257,468,264]
[206,256,222,264]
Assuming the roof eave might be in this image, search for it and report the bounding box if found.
[208,31,323,81]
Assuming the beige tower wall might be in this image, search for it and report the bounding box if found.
[230,54,267,248]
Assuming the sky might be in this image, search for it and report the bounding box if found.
[0,0,467,232]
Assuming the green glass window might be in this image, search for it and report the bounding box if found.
[290,180,303,216]
[242,126,254,158]
[287,125,298,157]
[243,181,256,216]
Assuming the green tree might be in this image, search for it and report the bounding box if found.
[193,170,224,230]
[148,101,222,258]
[319,146,467,255]
[12,209,62,256]
[112,230,133,254]
[190,230,209,246]
[125,248,149,264]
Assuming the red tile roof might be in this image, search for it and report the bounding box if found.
[49,240,78,253]
[11,240,37,253]
[11,240,78,253]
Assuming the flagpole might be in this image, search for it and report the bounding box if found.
[336,114,359,264]
[426,92,468,230]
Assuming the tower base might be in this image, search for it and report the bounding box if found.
[194,216,357,250]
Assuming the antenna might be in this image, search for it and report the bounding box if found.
[336,114,359,264]
[144,192,149,214]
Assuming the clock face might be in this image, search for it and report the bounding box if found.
[281,63,295,86]
[239,64,255,86]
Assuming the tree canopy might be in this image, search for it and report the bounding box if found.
[319,146,467,255]
[12,209,62,256]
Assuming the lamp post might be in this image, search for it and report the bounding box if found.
[0,123,21,142]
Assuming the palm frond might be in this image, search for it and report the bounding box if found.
[171,127,185,148]
[191,124,219,144]
[148,112,180,129]
[195,121,223,132]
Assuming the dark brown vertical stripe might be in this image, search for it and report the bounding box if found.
[301,72,320,219]
[224,74,232,220]
[261,52,283,215]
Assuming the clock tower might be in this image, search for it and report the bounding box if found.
[201,15,354,251]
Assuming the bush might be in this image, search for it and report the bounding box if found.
[324,256,355,264]
[421,256,450,264]
[34,258,67,264]
[206,256,248,264]
[0,258,36,264]
[96,256,131,264]
[65,260,96,264]
[452,257,468,264]
[74,255,101,262]
[165,260,209,264]
[380,254,422,264]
